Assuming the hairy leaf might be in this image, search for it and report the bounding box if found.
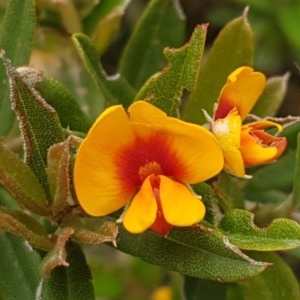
[47,139,71,219]
[5,64,65,195]
[135,24,207,116]
[0,232,41,300]
[0,142,48,215]
[0,206,53,250]
[15,67,91,132]
[114,222,268,282]
[41,241,95,300]
[183,13,253,124]
[220,209,300,251]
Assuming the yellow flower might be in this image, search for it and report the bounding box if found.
[211,66,287,177]
[73,101,223,235]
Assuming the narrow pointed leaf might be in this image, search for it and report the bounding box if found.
[62,215,118,245]
[5,65,65,195]
[0,232,41,300]
[119,0,185,89]
[41,242,95,300]
[252,73,290,117]
[220,209,300,250]
[47,139,71,218]
[114,221,268,282]
[238,252,300,300]
[0,206,53,250]
[135,24,207,116]
[72,33,135,107]
[0,142,48,215]
[0,0,36,135]
[183,13,254,124]
[41,227,74,278]
[16,67,91,132]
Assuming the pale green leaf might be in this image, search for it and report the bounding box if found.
[252,73,290,117]
[182,13,254,124]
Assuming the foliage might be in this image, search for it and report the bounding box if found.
[0,0,299,299]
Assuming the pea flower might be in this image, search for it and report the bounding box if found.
[73,101,223,235]
[211,66,287,177]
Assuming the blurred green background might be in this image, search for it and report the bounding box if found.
[0,0,299,299]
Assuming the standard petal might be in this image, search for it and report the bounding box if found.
[73,105,136,216]
[128,101,224,184]
[212,109,245,177]
[123,175,157,234]
[214,66,266,120]
[159,176,205,226]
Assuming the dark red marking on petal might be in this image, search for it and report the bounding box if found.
[214,97,235,120]
[115,132,186,193]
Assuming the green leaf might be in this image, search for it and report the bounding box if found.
[182,13,254,124]
[252,73,290,117]
[0,206,53,250]
[238,252,300,300]
[292,132,300,209]
[72,33,135,107]
[212,172,244,211]
[0,232,41,300]
[41,242,95,300]
[0,142,49,215]
[191,182,220,225]
[5,64,65,195]
[135,24,207,116]
[119,0,185,89]
[277,4,300,61]
[220,209,300,251]
[183,276,227,300]
[243,152,295,202]
[24,68,92,132]
[114,222,268,282]
[0,0,36,135]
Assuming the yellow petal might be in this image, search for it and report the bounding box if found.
[73,105,136,216]
[159,175,205,226]
[128,101,224,183]
[212,109,245,177]
[215,66,266,120]
[123,175,157,234]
